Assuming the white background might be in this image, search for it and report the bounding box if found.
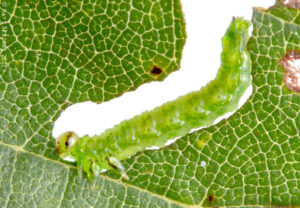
[53,0,275,138]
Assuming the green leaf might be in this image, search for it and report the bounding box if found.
[118,2,300,206]
[0,1,299,208]
[0,0,186,157]
[0,0,186,207]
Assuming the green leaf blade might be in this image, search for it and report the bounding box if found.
[118,1,300,206]
[1,0,300,207]
[0,0,186,154]
[1,0,187,207]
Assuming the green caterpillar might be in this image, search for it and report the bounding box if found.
[56,18,251,181]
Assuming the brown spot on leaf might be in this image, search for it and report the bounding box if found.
[208,195,214,202]
[280,51,300,93]
[280,0,300,9]
[151,65,162,75]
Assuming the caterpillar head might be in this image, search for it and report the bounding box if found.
[56,131,79,158]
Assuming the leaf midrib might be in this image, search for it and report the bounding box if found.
[0,140,193,207]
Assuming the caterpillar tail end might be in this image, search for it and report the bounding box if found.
[121,171,129,181]
[108,157,129,180]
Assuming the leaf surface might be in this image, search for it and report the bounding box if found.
[0,0,299,207]
[0,0,186,207]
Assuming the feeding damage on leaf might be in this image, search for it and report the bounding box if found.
[280,51,300,93]
[280,0,300,9]
[55,18,252,183]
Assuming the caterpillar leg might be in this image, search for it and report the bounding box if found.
[107,157,129,180]
[78,157,129,181]
[77,158,96,182]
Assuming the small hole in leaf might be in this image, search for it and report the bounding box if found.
[151,65,162,75]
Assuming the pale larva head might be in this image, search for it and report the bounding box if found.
[56,131,79,157]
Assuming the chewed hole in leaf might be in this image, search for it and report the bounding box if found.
[280,51,300,93]
[280,0,300,9]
